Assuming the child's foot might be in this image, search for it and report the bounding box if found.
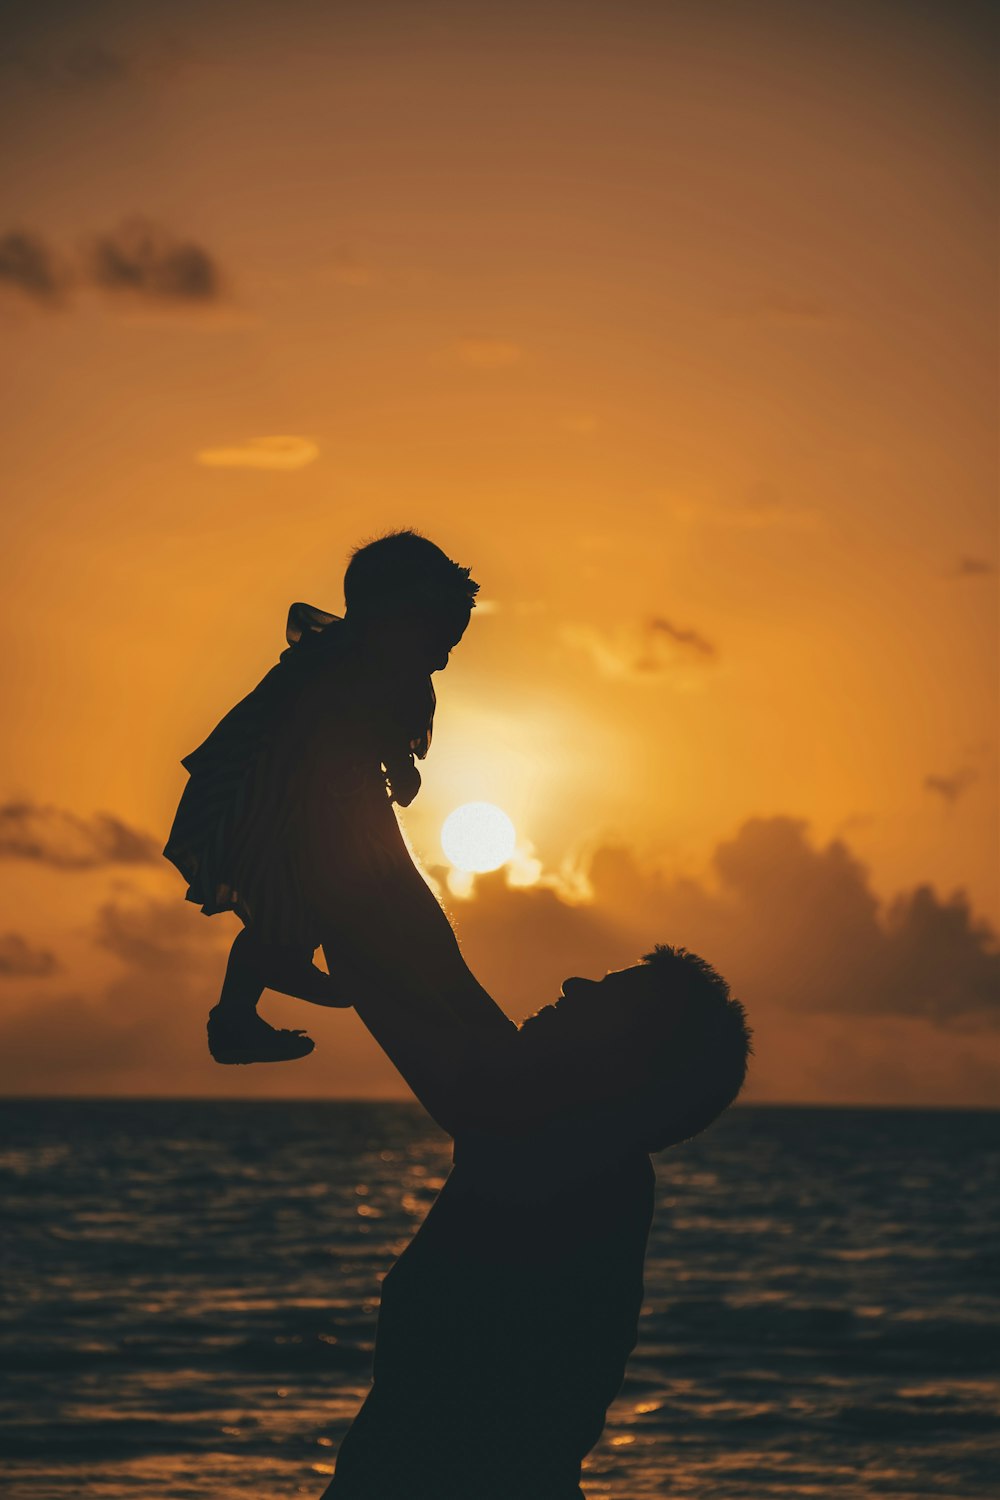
[207,1006,315,1065]
[263,955,347,1007]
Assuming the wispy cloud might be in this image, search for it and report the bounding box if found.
[951,556,994,579]
[0,230,69,305]
[924,768,977,805]
[561,615,719,685]
[0,39,128,91]
[0,801,159,869]
[1,220,227,311]
[0,35,200,92]
[647,617,716,660]
[88,219,222,302]
[196,435,319,470]
[0,933,57,977]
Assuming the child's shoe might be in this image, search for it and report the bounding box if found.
[207,1006,315,1065]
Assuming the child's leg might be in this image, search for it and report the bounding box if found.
[216,927,268,1019]
[209,928,316,1065]
[257,943,346,1007]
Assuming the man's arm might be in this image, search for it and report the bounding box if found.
[323,873,526,1137]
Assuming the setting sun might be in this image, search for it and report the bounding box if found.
[441,802,517,874]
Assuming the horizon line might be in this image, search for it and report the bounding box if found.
[1,1095,997,1113]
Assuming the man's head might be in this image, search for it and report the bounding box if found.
[520,945,751,1151]
[344,530,479,671]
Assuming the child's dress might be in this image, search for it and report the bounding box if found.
[163,603,435,951]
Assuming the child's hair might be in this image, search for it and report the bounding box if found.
[344,530,479,621]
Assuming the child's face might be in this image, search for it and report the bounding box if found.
[368,604,471,673]
[367,603,473,675]
[420,610,469,672]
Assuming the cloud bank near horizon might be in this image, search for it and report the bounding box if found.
[0,807,996,1105]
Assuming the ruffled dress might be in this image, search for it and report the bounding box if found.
[163,603,435,950]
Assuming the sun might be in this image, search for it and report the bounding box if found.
[441,802,517,874]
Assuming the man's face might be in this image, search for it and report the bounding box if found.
[520,964,688,1106]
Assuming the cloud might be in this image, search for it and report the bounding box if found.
[0,40,128,91]
[448,816,1000,1032]
[952,556,994,578]
[0,893,230,1093]
[0,230,69,304]
[0,34,201,92]
[89,219,222,302]
[448,819,1000,1105]
[0,220,227,311]
[0,813,996,1102]
[924,768,978,804]
[0,800,160,869]
[561,615,718,684]
[450,338,523,369]
[0,933,57,977]
[197,435,319,470]
[0,890,384,1097]
[648,617,716,660]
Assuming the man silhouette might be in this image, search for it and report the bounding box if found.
[320,882,750,1500]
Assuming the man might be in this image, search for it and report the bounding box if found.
[320,881,751,1500]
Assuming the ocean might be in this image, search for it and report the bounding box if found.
[1,1101,997,1498]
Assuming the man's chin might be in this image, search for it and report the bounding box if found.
[518,1002,561,1038]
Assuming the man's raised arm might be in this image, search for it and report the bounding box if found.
[322,873,524,1137]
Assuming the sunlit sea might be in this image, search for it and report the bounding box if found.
[1,1101,998,1499]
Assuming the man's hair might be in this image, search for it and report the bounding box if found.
[637,944,752,1151]
[344,530,479,618]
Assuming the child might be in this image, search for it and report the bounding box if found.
[163,531,478,1064]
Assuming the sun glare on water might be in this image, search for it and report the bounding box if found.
[441,802,517,874]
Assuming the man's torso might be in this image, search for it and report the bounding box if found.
[326,1142,655,1499]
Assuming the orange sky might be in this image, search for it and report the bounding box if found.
[0,0,996,1104]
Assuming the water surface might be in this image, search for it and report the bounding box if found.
[1,1101,997,1497]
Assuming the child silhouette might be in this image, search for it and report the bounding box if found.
[163,531,478,1064]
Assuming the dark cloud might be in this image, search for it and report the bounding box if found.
[0,39,127,90]
[0,933,57,977]
[0,29,200,92]
[0,891,379,1097]
[0,800,160,869]
[94,892,218,971]
[952,556,994,578]
[648,617,717,660]
[924,768,977,804]
[0,230,68,304]
[0,894,226,1093]
[89,219,222,302]
[0,817,996,1101]
[0,221,225,308]
[452,817,999,1030]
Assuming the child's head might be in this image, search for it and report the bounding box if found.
[344,530,479,670]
